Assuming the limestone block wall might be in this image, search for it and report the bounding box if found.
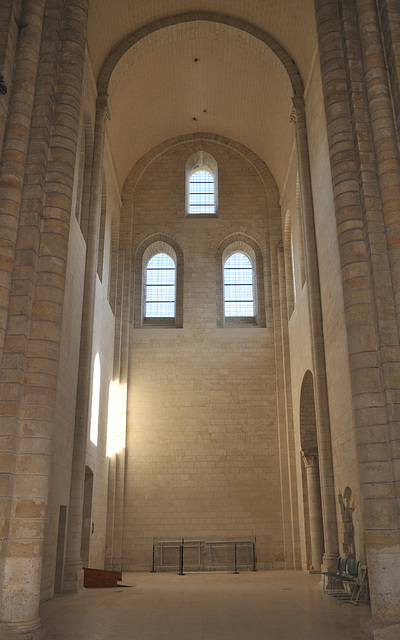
[84,275,115,569]
[123,141,284,570]
[82,147,119,571]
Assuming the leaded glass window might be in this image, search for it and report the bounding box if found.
[189,170,214,214]
[145,253,175,317]
[224,253,254,317]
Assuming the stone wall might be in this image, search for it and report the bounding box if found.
[123,140,285,570]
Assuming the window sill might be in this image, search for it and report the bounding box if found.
[223,316,258,328]
[142,317,176,328]
[186,213,218,219]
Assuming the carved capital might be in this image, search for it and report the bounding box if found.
[301,449,318,468]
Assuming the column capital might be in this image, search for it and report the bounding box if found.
[301,449,318,468]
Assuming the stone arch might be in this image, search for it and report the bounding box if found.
[119,132,280,338]
[97,13,304,98]
[119,133,280,337]
[122,132,280,211]
[299,370,324,572]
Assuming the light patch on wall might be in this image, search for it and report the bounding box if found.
[106,378,127,457]
[90,353,101,446]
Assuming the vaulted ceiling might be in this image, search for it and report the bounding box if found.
[87,1,318,192]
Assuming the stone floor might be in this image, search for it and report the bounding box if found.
[40,570,370,639]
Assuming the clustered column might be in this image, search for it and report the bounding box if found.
[0,0,45,366]
[0,0,89,638]
[315,0,400,630]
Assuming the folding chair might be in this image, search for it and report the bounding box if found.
[350,565,369,605]
[322,557,347,596]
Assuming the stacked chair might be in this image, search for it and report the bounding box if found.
[322,557,369,605]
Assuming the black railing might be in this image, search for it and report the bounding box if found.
[151,538,257,574]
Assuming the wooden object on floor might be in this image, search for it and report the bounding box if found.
[83,567,122,588]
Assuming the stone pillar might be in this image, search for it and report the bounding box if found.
[354,3,400,627]
[0,0,14,81]
[355,0,400,332]
[301,451,324,572]
[0,0,17,148]
[0,0,88,637]
[291,99,339,570]
[63,94,111,592]
[314,0,400,632]
[0,0,45,368]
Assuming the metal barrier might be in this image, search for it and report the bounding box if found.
[151,538,256,574]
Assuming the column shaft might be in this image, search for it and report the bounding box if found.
[356,0,400,331]
[315,0,400,626]
[292,99,339,567]
[302,452,324,571]
[0,1,88,637]
[0,0,45,368]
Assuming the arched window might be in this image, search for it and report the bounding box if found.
[217,238,265,328]
[224,252,254,317]
[189,170,214,214]
[135,239,183,328]
[185,151,218,216]
[145,253,176,318]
